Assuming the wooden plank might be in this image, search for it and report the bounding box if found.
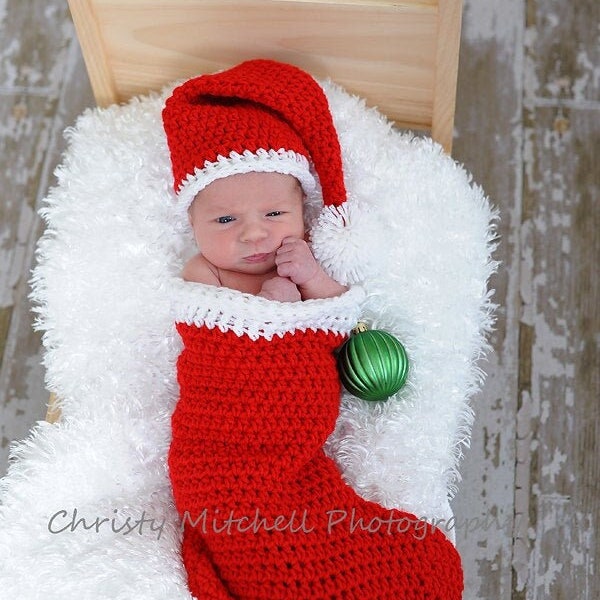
[0,1,69,90]
[0,92,57,467]
[515,106,599,600]
[512,0,599,596]
[67,0,119,106]
[526,0,599,103]
[66,0,455,146]
[450,1,525,598]
[0,0,95,476]
[452,0,600,598]
[431,0,463,154]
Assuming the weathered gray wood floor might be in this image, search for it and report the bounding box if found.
[0,1,598,598]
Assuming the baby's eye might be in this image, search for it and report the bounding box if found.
[216,216,234,224]
[266,211,283,217]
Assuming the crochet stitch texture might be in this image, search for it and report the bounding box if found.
[162,59,348,213]
[169,288,464,599]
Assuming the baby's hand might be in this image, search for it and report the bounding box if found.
[259,276,301,302]
[275,237,320,286]
[276,236,348,300]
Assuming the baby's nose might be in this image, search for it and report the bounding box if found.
[240,221,269,243]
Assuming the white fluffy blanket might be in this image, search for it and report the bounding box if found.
[0,79,497,599]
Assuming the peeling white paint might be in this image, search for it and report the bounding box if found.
[513,387,534,592]
[523,26,540,108]
[550,210,571,227]
[462,0,523,45]
[539,555,563,595]
[545,75,571,98]
[0,243,15,308]
[540,399,550,424]
[574,47,600,101]
[547,12,562,29]
[541,448,567,484]
[533,319,569,376]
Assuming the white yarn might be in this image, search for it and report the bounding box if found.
[0,76,497,599]
[173,280,364,341]
[175,148,317,219]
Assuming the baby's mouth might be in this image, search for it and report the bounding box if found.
[243,253,272,264]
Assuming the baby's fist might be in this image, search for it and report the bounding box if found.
[259,276,301,302]
[275,238,320,286]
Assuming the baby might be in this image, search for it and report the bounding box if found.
[183,170,346,301]
[164,59,463,600]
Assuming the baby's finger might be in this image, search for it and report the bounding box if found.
[277,239,299,255]
[276,261,294,278]
[276,243,292,256]
[280,236,301,246]
[275,247,293,263]
[276,247,302,264]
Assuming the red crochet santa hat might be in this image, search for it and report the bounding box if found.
[162,59,347,213]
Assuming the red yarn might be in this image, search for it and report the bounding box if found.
[162,59,347,207]
[169,324,464,599]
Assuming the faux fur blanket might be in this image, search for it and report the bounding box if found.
[0,78,497,599]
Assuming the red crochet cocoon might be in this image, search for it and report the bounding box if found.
[169,323,464,599]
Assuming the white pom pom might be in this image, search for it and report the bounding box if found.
[310,200,386,286]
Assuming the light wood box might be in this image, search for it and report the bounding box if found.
[47,0,463,422]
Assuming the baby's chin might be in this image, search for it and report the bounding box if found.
[226,261,278,278]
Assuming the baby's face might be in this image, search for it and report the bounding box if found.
[188,171,305,277]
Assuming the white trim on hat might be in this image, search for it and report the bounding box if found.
[175,148,317,216]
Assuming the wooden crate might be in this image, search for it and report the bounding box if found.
[45,0,463,423]
[67,0,462,154]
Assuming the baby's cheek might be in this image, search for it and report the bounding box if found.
[289,218,306,241]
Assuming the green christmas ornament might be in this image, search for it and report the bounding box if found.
[337,322,409,402]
